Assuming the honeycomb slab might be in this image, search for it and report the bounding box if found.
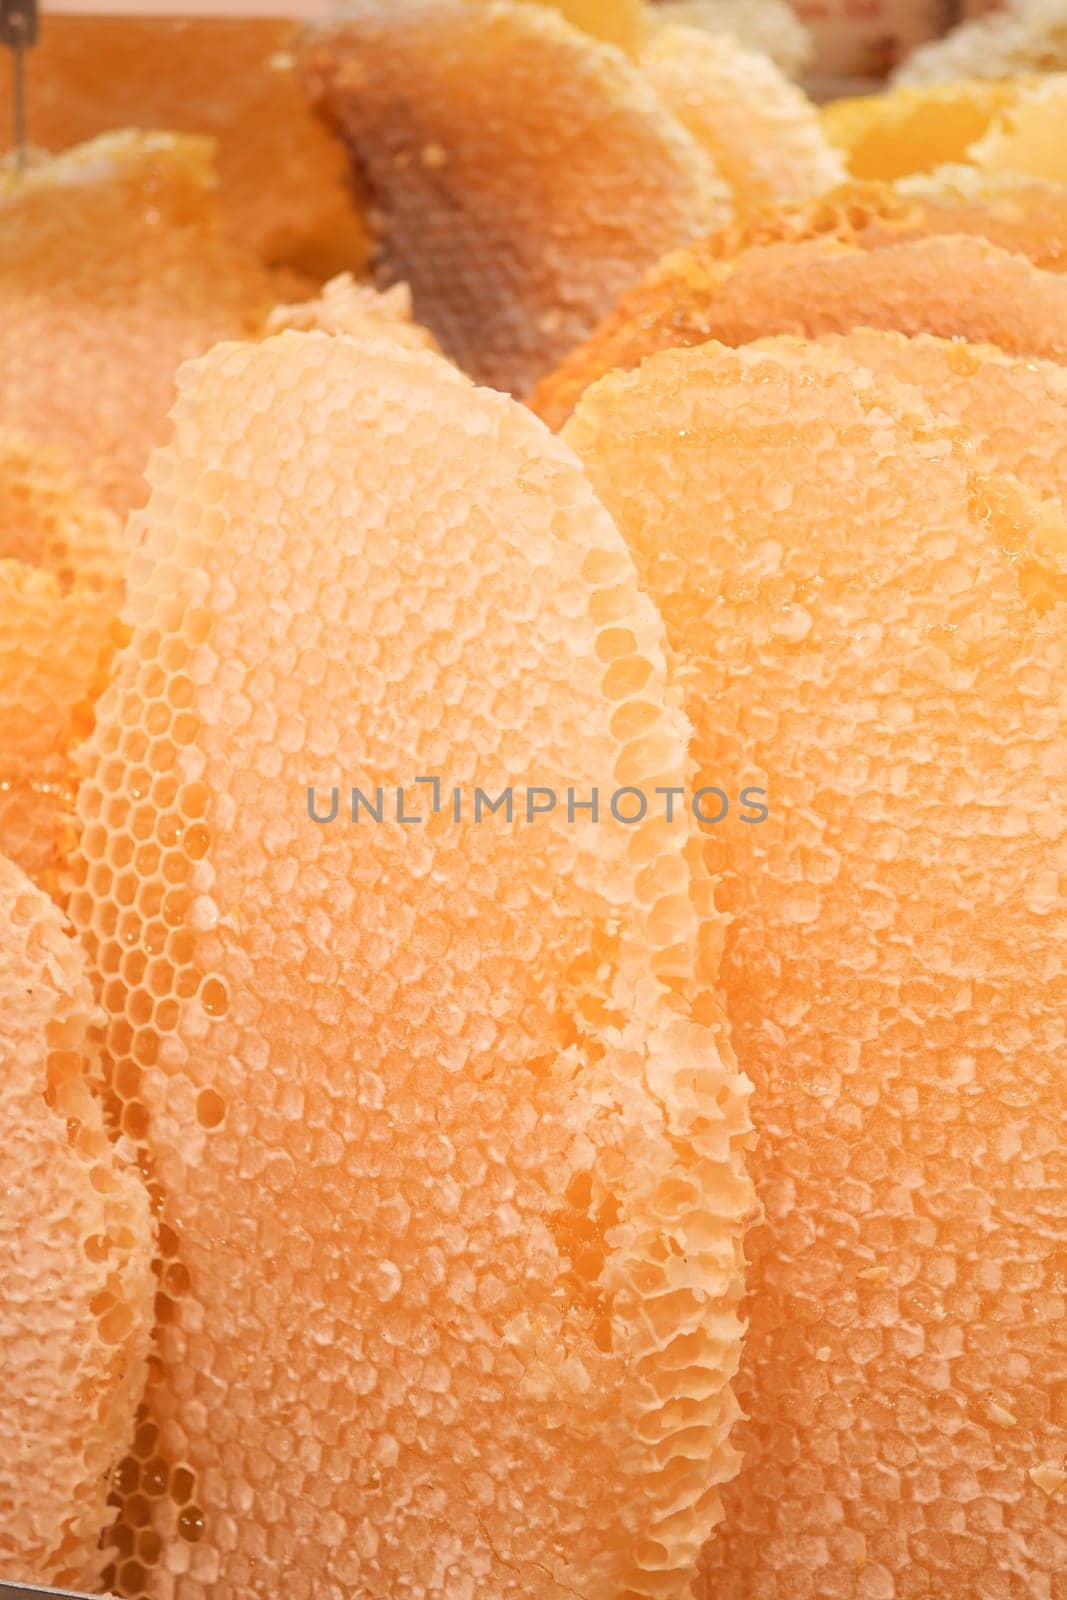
[648,0,813,78]
[821,78,1020,182]
[70,331,754,1600]
[533,231,1067,428]
[643,25,845,213]
[0,14,368,279]
[523,0,647,54]
[896,0,1067,85]
[301,0,729,395]
[968,73,1067,185]
[0,433,126,892]
[815,329,1067,543]
[563,338,1067,1600]
[0,852,154,1590]
[265,275,439,350]
[0,132,276,513]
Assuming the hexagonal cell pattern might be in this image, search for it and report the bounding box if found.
[301,0,730,396]
[0,851,154,1590]
[0,132,276,513]
[563,338,1067,1599]
[70,330,754,1599]
[0,432,127,893]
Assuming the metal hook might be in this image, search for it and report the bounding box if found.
[0,0,38,174]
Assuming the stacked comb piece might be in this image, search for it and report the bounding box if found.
[0,4,1063,1599]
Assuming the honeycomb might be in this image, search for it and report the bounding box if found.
[562,338,1067,1599]
[521,0,648,54]
[0,132,276,513]
[821,79,1021,182]
[300,0,730,396]
[885,168,1067,274]
[0,851,154,1590]
[0,433,127,892]
[967,74,1067,186]
[265,276,440,351]
[68,329,755,1599]
[0,431,124,601]
[642,25,845,214]
[648,0,814,79]
[896,0,1067,86]
[815,329,1067,542]
[0,15,368,280]
[532,231,1067,429]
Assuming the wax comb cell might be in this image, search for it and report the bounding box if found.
[815,329,1067,534]
[0,433,126,891]
[533,231,1067,427]
[642,25,845,213]
[0,851,154,1591]
[0,432,125,599]
[563,338,1067,1600]
[0,133,276,513]
[70,331,754,1600]
[301,0,730,395]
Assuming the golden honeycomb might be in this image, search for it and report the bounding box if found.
[821,79,1021,182]
[265,276,440,350]
[647,0,813,79]
[562,338,1067,1600]
[0,851,154,1590]
[896,1,1067,86]
[0,433,127,892]
[815,329,1067,541]
[522,0,648,54]
[0,433,125,598]
[69,329,754,1599]
[301,0,730,395]
[0,15,368,280]
[532,229,1067,429]
[642,24,845,213]
[884,169,1067,273]
[967,73,1067,186]
[0,132,276,513]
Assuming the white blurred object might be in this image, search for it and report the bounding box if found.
[894,0,1067,81]
[648,0,813,78]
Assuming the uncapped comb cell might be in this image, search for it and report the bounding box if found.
[0,433,127,892]
[563,338,1067,1600]
[0,852,154,1591]
[0,133,276,513]
[0,15,369,279]
[532,231,1067,428]
[0,432,124,601]
[301,0,730,395]
[814,329,1067,550]
[70,331,754,1600]
[642,25,845,213]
